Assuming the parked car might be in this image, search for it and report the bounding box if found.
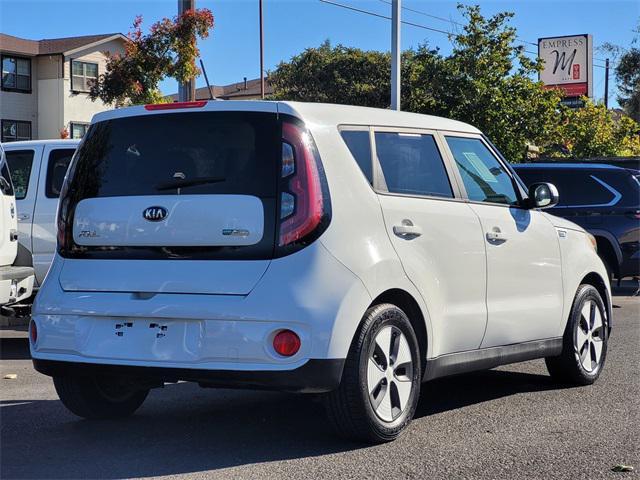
[31,101,611,443]
[2,139,80,287]
[513,163,640,281]
[0,144,34,310]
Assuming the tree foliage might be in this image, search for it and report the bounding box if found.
[270,5,639,161]
[89,8,214,105]
[552,99,640,157]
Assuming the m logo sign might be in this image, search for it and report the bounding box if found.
[143,206,168,222]
[538,34,592,99]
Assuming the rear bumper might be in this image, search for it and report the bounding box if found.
[33,358,344,393]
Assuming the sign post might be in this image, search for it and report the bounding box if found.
[538,34,593,106]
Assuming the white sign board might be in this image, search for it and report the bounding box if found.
[538,34,593,98]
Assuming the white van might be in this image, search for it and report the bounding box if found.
[2,140,80,287]
[0,144,34,308]
[31,101,611,443]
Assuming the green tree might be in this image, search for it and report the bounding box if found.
[615,46,640,122]
[269,40,392,108]
[555,98,640,157]
[89,8,214,105]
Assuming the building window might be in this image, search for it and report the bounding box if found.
[70,122,89,139]
[1,55,31,92]
[1,120,32,143]
[71,61,98,92]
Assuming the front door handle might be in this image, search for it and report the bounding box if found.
[486,227,507,243]
[17,213,30,221]
[393,220,422,238]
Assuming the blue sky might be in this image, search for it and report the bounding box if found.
[1,0,638,107]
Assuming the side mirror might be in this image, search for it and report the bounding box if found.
[0,176,11,194]
[528,182,559,209]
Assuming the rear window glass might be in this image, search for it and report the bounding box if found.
[340,130,373,184]
[514,168,639,208]
[5,150,34,200]
[72,111,279,199]
[375,132,453,198]
[46,148,75,198]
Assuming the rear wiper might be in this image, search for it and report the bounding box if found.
[154,176,226,191]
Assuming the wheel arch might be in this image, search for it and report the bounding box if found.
[368,289,429,371]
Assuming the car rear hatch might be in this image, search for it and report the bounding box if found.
[58,106,280,295]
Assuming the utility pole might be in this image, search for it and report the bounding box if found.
[390,0,401,110]
[178,0,196,102]
[259,0,265,99]
[604,58,610,109]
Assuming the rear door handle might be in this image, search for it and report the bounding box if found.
[486,227,507,242]
[17,213,30,221]
[393,220,422,238]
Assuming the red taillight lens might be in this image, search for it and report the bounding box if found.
[144,101,207,110]
[29,320,37,344]
[279,122,328,247]
[273,330,301,357]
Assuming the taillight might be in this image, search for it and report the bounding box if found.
[278,121,330,250]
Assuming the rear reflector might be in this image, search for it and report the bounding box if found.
[273,330,301,357]
[144,101,207,110]
[29,320,37,345]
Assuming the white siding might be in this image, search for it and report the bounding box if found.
[0,56,38,139]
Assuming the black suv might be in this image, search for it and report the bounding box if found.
[513,163,640,281]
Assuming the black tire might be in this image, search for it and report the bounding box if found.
[324,303,422,443]
[545,284,608,385]
[53,375,149,419]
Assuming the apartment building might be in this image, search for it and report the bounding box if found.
[1,32,127,141]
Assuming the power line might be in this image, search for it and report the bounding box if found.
[320,0,611,69]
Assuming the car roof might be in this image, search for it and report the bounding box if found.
[1,139,81,148]
[92,100,482,134]
[513,163,625,171]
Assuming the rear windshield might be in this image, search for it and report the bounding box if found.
[72,111,279,199]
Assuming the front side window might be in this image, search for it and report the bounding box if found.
[71,61,98,92]
[5,150,34,200]
[446,136,518,205]
[70,122,89,139]
[46,149,75,198]
[340,130,373,185]
[375,132,453,198]
[1,120,32,143]
[1,56,31,92]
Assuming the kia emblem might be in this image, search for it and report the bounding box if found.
[143,206,168,222]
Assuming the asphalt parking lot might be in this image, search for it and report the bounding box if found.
[1,285,638,480]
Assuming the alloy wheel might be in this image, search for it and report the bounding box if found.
[367,326,414,422]
[576,299,604,373]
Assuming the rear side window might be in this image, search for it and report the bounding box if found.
[5,149,34,200]
[45,148,75,198]
[446,136,518,205]
[340,130,373,184]
[375,132,453,198]
[72,111,278,199]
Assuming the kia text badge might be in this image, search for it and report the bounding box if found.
[143,206,168,222]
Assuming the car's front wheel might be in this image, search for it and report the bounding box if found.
[53,375,149,419]
[324,303,422,443]
[545,284,608,385]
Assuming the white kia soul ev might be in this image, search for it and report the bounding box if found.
[31,101,611,443]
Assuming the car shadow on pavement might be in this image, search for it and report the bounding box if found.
[0,338,30,360]
[1,361,570,480]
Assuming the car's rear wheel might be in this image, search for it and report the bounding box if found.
[545,284,608,385]
[324,303,422,443]
[53,375,149,419]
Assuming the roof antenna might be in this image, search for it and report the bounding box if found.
[199,58,215,100]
